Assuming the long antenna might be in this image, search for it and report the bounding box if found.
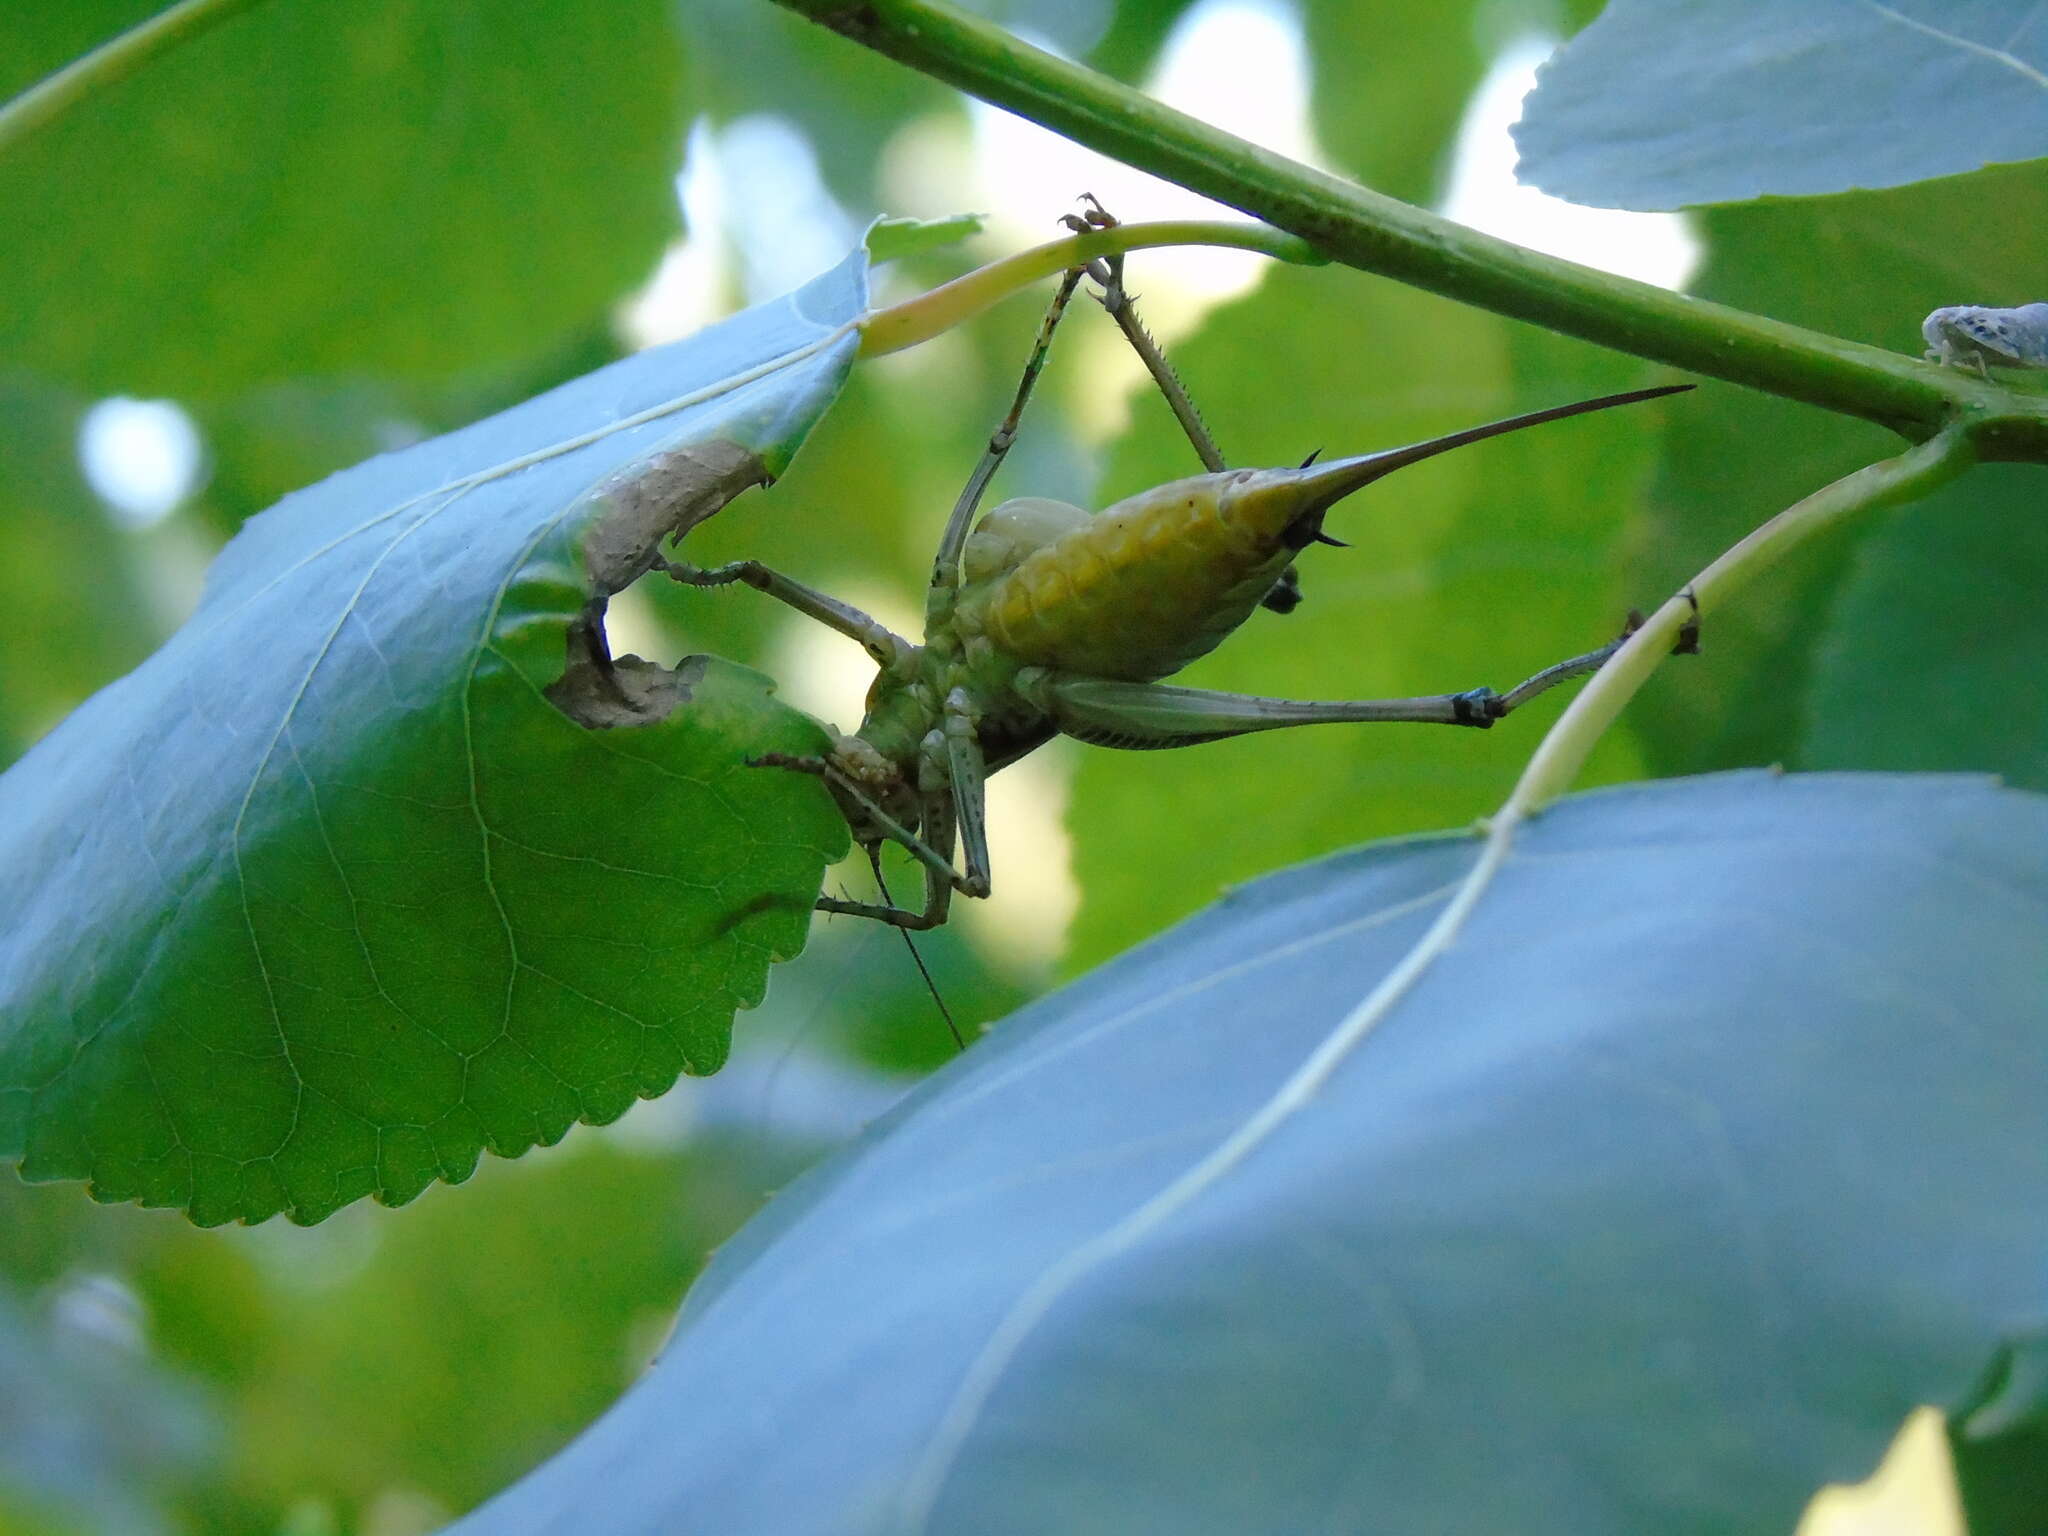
[870,849,964,1051]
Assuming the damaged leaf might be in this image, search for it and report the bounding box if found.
[0,247,876,1226]
[546,654,713,732]
[576,439,771,599]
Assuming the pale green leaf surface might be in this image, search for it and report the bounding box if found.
[1514,0,2048,209]
[0,254,872,1226]
[0,1,689,394]
[1068,267,1673,966]
[447,771,2048,1535]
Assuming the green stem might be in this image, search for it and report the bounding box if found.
[1502,426,1977,820]
[0,0,274,155]
[773,0,2048,461]
[860,218,1322,357]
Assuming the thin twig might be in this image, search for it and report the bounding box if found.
[859,218,1322,358]
[0,0,274,155]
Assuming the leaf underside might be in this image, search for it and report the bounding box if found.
[0,251,875,1226]
[1515,0,2048,209]
[451,772,2048,1536]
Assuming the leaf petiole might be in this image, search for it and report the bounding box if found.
[857,218,1323,358]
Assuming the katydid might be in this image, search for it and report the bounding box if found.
[668,218,1691,931]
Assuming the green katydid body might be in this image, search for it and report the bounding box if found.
[672,238,1691,930]
[807,384,1687,913]
[840,464,1335,830]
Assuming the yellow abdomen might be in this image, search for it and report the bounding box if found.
[982,471,1294,682]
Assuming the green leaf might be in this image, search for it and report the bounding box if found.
[0,253,873,1227]
[1952,1331,2048,1534]
[1301,0,1486,206]
[1084,0,1207,83]
[1802,463,2048,791]
[0,1,690,395]
[865,213,986,265]
[444,771,2048,1535]
[1514,0,2048,209]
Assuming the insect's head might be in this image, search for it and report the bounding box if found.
[1219,454,1426,552]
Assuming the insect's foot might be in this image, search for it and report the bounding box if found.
[656,556,712,584]
[1058,193,1118,234]
[1260,566,1304,614]
[1620,597,1700,656]
[1673,587,1703,655]
[1451,687,1502,727]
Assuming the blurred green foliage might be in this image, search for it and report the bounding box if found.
[1630,161,2048,793]
[1,0,2041,1528]
[0,0,690,395]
